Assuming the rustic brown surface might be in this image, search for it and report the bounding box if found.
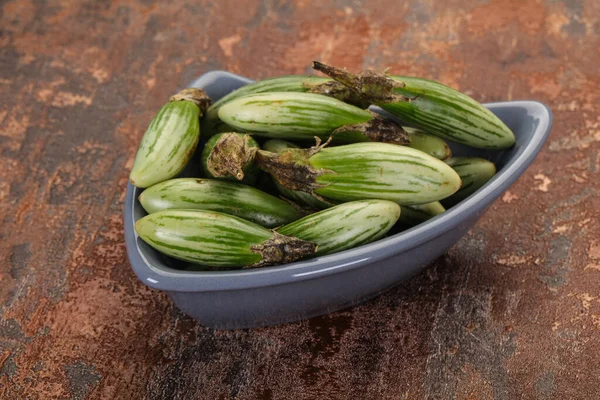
[1,0,599,399]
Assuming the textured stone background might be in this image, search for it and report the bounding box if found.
[1,0,599,399]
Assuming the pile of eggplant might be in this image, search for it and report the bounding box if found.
[129,62,510,269]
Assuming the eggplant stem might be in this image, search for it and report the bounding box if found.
[311,61,409,104]
[169,88,212,114]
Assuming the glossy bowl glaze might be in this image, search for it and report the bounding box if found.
[124,71,552,329]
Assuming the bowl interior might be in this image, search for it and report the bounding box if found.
[125,71,551,290]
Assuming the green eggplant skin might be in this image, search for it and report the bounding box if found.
[130,88,210,188]
[202,76,322,136]
[135,209,316,268]
[387,76,515,149]
[404,128,452,160]
[210,76,317,111]
[135,210,269,267]
[218,92,372,140]
[307,143,462,205]
[398,201,445,226]
[138,178,301,228]
[278,200,401,256]
[218,92,409,145]
[442,157,497,207]
[130,101,200,188]
[201,133,260,185]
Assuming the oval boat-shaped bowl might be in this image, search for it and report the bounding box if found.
[124,71,552,329]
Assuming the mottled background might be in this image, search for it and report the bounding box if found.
[1,0,599,399]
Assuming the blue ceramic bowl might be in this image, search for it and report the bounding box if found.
[124,71,552,329]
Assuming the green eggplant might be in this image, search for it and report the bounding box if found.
[135,209,316,268]
[278,200,400,256]
[404,128,452,160]
[138,178,301,228]
[201,75,368,136]
[256,141,462,205]
[130,88,211,188]
[442,157,496,207]
[312,62,515,149]
[218,92,409,144]
[398,202,445,226]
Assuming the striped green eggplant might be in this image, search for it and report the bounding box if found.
[218,92,409,144]
[201,75,368,136]
[404,128,452,160]
[256,142,462,205]
[263,139,336,210]
[135,209,316,268]
[312,62,515,149]
[398,201,445,226]
[442,157,496,207]
[130,88,211,188]
[201,133,260,185]
[278,200,400,256]
[138,178,301,228]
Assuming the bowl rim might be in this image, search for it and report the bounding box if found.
[124,70,553,292]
